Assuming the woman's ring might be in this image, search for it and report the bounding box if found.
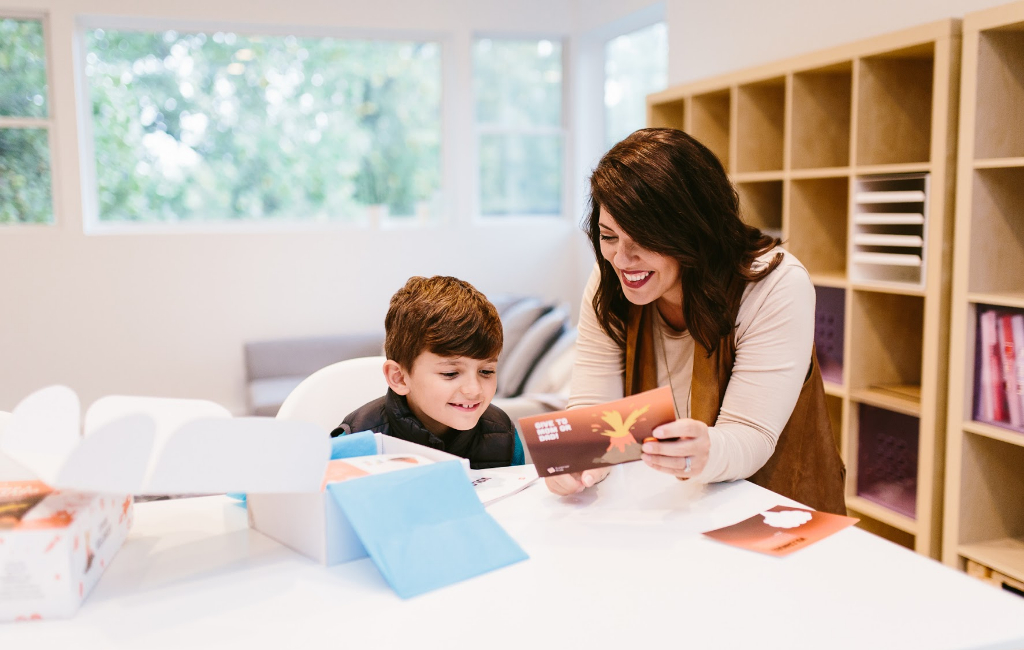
[684,456,692,473]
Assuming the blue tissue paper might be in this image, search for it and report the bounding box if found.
[325,460,528,598]
[330,430,378,459]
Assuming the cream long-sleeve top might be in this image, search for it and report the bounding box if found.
[568,249,816,483]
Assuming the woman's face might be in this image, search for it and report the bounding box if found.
[597,207,682,307]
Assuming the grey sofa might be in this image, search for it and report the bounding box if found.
[243,296,576,423]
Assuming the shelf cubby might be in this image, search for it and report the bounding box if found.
[735,180,782,236]
[690,90,731,171]
[856,47,935,166]
[974,25,1024,160]
[849,290,924,404]
[649,98,685,130]
[855,402,920,519]
[787,177,848,278]
[957,431,1024,582]
[967,167,1024,297]
[735,77,785,173]
[791,64,853,169]
[815,285,846,386]
[970,304,1024,435]
[850,173,929,287]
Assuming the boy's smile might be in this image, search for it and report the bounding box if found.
[391,351,498,437]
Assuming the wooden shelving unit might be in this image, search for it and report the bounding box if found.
[648,19,961,558]
[944,0,1024,585]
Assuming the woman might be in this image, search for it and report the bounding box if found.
[548,128,845,514]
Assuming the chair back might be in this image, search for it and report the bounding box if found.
[276,356,388,432]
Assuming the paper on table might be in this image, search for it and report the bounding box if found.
[326,460,528,598]
[702,505,858,557]
[2,385,331,495]
[469,464,539,506]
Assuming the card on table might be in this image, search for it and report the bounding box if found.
[702,505,859,557]
[517,386,676,477]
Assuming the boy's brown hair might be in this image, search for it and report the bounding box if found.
[384,276,503,370]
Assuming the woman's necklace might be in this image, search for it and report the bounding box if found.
[657,313,691,419]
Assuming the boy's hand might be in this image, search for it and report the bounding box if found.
[544,467,611,495]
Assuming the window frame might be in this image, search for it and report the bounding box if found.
[0,10,58,228]
[470,32,570,222]
[74,15,451,234]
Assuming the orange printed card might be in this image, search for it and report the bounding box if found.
[702,505,858,557]
[518,386,676,477]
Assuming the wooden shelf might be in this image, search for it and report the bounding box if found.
[974,157,1024,170]
[960,538,1024,584]
[974,28,1024,159]
[788,177,849,277]
[811,271,848,288]
[791,65,852,169]
[790,166,851,179]
[824,382,845,397]
[735,180,782,231]
[736,77,785,173]
[851,386,921,416]
[732,170,785,182]
[854,162,933,175]
[850,291,925,402]
[856,51,935,166]
[966,167,1024,296]
[649,98,685,130]
[691,90,731,171]
[846,494,918,535]
[850,280,927,297]
[963,420,1024,449]
[967,292,1024,310]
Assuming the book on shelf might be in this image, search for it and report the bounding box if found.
[978,310,1006,422]
[998,314,1023,427]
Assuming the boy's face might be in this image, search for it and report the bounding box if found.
[388,351,498,437]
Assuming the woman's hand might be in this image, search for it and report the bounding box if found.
[641,418,710,480]
[544,467,612,495]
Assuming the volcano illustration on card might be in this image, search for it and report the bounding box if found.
[517,386,676,477]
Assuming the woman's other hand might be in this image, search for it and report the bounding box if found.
[641,418,710,479]
[544,467,612,495]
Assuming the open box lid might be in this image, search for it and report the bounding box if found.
[0,386,330,495]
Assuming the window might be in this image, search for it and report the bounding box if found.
[473,38,563,217]
[0,17,53,224]
[604,21,667,148]
[84,28,442,224]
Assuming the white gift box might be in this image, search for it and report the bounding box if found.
[0,386,330,621]
[247,433,468,566]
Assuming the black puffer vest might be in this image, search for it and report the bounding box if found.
[330,389,515,470]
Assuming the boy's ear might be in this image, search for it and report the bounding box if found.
[383,360,411,395]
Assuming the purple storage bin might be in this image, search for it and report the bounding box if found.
[814,286,845,385]
[856,403,918,519]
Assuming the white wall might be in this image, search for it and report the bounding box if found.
[667,0,1010,84]
[0,0,582,414]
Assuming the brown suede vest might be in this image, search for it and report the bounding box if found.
[624,288,847,515]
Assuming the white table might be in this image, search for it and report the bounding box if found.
[7,464,1024,650]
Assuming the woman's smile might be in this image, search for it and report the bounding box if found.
[620,269,654,289]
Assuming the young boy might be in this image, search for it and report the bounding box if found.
[331,276,521,469]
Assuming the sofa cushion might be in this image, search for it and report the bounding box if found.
[497,298,550,371]
[497,305,568,398]
[248,375,307,417]
[520,327,577,396]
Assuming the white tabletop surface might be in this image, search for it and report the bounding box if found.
[6,463,1024,650]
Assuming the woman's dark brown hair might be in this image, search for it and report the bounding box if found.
[586,127,782,353]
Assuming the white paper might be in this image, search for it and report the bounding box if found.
[468,464,540,506]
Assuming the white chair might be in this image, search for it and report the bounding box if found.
[275,356,388,432]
